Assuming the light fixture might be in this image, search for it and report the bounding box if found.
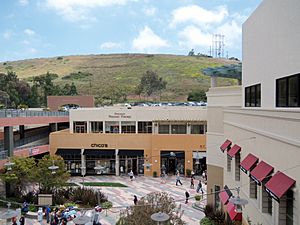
[142,162,152,171]
[151,211,170,225]
[48,160,59,174]
[229,187,248,213]
[4,157,15,171]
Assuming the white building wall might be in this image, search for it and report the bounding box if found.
[243,0,300,109]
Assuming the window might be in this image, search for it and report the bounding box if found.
[227,154,231,172]
[249,177,257,199]
[158,124,169,134]
[276,73,300,107]
[262,180,272,215]
[105,121,119,133]
[171,124,187,134]
[235,153,240,181]
[121,121,136,133]
[73,121,87,133]
[245,84,261,107]
[191,124,205,134]
[138,122,152,133]
[286,190,294,225]
[90,121,103,133]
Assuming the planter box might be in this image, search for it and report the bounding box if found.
[38,194,52,206]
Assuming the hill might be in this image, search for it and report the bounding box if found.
[0,54,238,102]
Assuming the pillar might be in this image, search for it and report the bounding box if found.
[125,156,128,173]
[4,126,14,157]
[19,125,25,139]
[115,149,120,176]
[49,123,58,132]
[81,149,86,175]
[211,76,217,87]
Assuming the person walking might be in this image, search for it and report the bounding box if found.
[128,170,134,181]
[93,206,102,225]
[191,170,195,179]
[185,191,190,204]
[45,205,51,223]
[196,180,204,194]
[176,173,182,186]
[133,195,138,205]
[190,177,194,189]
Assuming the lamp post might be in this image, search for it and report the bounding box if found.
[151,212,170,225]
[81,166,86,185]
[48,160,59,174]
[0,202,19,224]
[4,157,15,171]
[229,187,248,213]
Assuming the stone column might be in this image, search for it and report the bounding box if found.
[115,149,120,176]
[4,126,14,157]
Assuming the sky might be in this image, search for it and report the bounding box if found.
[0,0,262,62]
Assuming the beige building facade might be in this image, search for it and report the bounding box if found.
[207,0,300,225]
[50,107,207,177]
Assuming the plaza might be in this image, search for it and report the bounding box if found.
[0,175,206,225]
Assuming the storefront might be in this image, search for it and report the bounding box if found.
[50,106,207,176]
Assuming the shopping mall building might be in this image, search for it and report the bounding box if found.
[206,0,300,225]
[50,106,207,177]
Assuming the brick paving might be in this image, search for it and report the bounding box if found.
[0,175,206,225]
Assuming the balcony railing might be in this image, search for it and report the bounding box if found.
[0,109,69,118]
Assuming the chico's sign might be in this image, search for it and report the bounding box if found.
[91,143,108,148]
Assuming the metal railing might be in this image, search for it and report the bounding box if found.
[0,109,69,118]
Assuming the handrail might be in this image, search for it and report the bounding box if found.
[0,109,69,118]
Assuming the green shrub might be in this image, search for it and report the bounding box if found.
[153,171,158,177]
[195,195,202,201]
[101,201,113,209]
[200,217,215,225]
[70,188,107,207]
[28,204,37,212]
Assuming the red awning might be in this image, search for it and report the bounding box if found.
[219,191,230,205]
[220,139,232,152]
[250,161,274,185]
[227,144,241,158]
[265,171,296,201]
[240,153,259,173]
[226,202,242,221]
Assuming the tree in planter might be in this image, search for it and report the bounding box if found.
[33,155,70,193]
[117,192,185,225]
[1,156,36,197]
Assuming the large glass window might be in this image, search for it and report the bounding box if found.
[138,122,152,133]
[158,124,169,134]
[121,121,136,133]
[73,121,87,133]
[245,84,261,107]
[235,153,240,181]
[227,154,231,172]
[105,121,119,133]
[249,177,257,199]
[276,73,300,107]
[171,124,187,134]
[90,121,103,133]
[191,124,205,134]
[286,190,294,225]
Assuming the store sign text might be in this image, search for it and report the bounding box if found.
[91,144,108,148]
[108,112,131,119]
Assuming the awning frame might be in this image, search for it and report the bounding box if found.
[227,144,241,159]
[220,139,232,152]
[240,153,259,174]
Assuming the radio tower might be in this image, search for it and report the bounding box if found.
[211,34,225,58]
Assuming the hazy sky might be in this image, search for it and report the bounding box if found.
[0,0,262,62]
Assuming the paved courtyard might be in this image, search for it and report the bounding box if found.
[69,175,206,225]
[0,175,206,225]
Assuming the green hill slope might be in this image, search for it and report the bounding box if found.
[0,54,238,102]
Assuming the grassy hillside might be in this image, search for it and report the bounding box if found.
[0,54,238,102]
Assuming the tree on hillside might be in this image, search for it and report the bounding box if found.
[117,192,185,225]
[137,70,167,99]
[187,89,207,102]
